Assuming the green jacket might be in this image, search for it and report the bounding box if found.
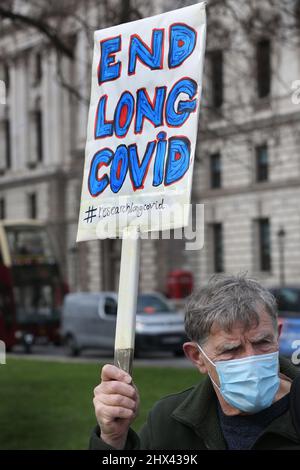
[90,358,300,450]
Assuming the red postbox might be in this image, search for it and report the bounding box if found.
[166,270,193,299]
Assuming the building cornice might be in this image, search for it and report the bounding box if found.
[200,109,300,141]
[0,166,65,189]
[198,178,300,200]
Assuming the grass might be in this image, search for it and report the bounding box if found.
[0,358,201,450]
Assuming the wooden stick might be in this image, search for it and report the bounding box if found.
[114,227,140,376]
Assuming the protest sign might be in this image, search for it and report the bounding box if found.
[77,2,206,242]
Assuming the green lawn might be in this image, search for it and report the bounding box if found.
[0,358,201,449]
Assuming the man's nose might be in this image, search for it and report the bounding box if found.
[244,343,257,357]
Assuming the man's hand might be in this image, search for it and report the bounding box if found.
[93,364,140,449]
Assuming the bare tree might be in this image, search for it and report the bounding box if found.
[0,0,146,102]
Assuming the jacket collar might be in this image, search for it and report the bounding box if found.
[171,373,227,449]
[171,356,300,449]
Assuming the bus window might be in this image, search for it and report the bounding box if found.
[0,265,14,327]
[5,226,55,265]
[13,284,55,321]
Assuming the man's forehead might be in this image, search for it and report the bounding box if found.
[208,310,275,343]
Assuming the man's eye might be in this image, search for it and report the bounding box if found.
[254,340,272,347]
[222,347,239,354]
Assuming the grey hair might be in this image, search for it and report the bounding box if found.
[185,273,278,345]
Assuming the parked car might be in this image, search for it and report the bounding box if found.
[61,292,187,357]
[269,286,300,360]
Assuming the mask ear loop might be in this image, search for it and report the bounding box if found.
[197,343,221,391]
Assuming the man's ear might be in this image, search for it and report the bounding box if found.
[277,321,283,339]
[183,342,208,374]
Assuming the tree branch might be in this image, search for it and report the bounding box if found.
[0,5,74,59]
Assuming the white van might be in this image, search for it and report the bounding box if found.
[61,292,187,357]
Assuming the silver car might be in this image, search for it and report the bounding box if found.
[61,292,187,357]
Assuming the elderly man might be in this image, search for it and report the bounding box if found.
[90,274,300,450]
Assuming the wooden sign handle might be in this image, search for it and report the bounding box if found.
[114,227,140,376]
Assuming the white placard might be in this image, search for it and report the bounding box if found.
[77,2,206,241]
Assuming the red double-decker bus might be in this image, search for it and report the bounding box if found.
[0,262,15,351]
[0,220,68,352]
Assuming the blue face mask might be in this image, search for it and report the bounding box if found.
[198,345,280,413]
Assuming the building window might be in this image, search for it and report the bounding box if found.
[34,52,42,84]
[208,50,223,108]
[5,119,11,169]
[257,218,271,271]
[35,110,43,162]
[28,193,37,219]
[256,39,271,98]
[0,63,9,96]
[0,120,11,171]
[212,223,224,273]
[0,198,5,220]
[102,239,122,291]
[256,144,268,182]
[295,2,300,29]
[3,63,9,91]
[210,153,222,189]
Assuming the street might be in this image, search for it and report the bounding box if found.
[8,344,194,368]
